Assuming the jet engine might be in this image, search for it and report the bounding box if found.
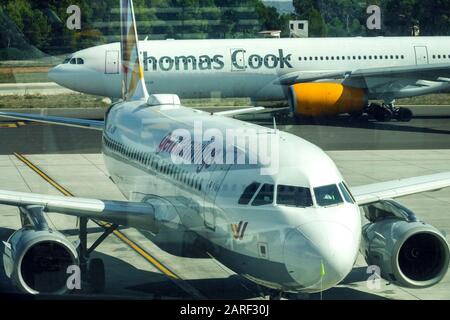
[289,83,367,117]
[361,200,449,288]
[3,228,79,294]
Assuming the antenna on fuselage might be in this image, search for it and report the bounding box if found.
[120,0,149,101]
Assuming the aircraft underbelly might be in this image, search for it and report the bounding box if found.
[146,72,285,100]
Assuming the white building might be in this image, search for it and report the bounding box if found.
[290,20,309,38]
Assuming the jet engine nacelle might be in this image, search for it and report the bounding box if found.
[3,228,79,294]
[289,83,367,117]
[361,200,450,288]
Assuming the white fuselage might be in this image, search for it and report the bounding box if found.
[101,100,362,292]
[50,37,450,101]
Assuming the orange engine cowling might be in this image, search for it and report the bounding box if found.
[289,83,367,117]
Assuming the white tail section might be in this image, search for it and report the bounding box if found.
[120,0,149,101]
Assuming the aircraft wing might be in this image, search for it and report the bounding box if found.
[351,172,450,206]
[0,111,104,131]
[279,63,450,97]
[348,63,450,81]
[213,107,265,117]
[210,106,291,117]
[0,189,157,230]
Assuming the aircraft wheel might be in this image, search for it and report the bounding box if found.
[349,111,364,120]
[268,289,283,300]
[374,107,393,122]
[396,107,413,122]
[88,258,105,293]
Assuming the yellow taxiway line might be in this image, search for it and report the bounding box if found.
[13,152,179,280]
[0,121,26,128]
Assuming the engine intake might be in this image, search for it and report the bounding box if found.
[361,200,450,288]
[3,228,79,294]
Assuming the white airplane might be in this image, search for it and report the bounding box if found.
[49,29,450,122]
[0,0,449,298]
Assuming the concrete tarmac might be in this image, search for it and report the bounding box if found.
[1,105,450,154]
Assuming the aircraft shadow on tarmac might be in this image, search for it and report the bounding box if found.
[0,226,389,300]
[243,114,450,136]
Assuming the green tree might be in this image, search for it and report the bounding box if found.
[309,8,327,36]
[383,0,418,36]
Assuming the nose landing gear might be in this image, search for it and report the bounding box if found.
[366,103,413,122]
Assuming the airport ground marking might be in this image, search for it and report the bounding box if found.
[13,152,181,281]
[0,121,26,128]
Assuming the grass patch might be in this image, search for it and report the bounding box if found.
[1,92,450,110]
[0,72,15,83]
[0,66,51,83]
[0,94,109,109]
[183,97,253,107]
[397,94,450,105]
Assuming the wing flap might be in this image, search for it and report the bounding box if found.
[351,172,450,206]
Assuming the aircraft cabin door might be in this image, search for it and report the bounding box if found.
[414,46,429,65]
[105,50,120,74]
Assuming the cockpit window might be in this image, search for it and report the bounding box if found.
[339,182,355,204]
[252,184,274,206]
[70,58,76,64]
[277,185,313,208]
[238,182,260,205]
[77,58,84,65]
[314,184,343,207]
[62,58,71,64]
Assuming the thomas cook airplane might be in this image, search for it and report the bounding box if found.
[49,19,450,122]
[0,0,449,298]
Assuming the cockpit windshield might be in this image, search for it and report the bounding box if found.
[252,184,274,206]
[338,182,355,204]
[62,57,84,65]
[277,185,313,208]
[314,184,343,207]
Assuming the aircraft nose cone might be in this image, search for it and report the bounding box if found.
[283,221,357,292]
[48,66,61,84]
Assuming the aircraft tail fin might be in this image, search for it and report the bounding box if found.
[120,0,149,101]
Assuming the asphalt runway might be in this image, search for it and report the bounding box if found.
[1,105,450,154]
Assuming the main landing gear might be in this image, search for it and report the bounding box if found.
[365,103,413,122]
[78,217,118,293]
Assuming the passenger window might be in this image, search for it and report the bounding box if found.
[314,184,343,207]
[238,182,260,205]
[339,182,355,204]
[277,185,313,208]
[252,184,274,206]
